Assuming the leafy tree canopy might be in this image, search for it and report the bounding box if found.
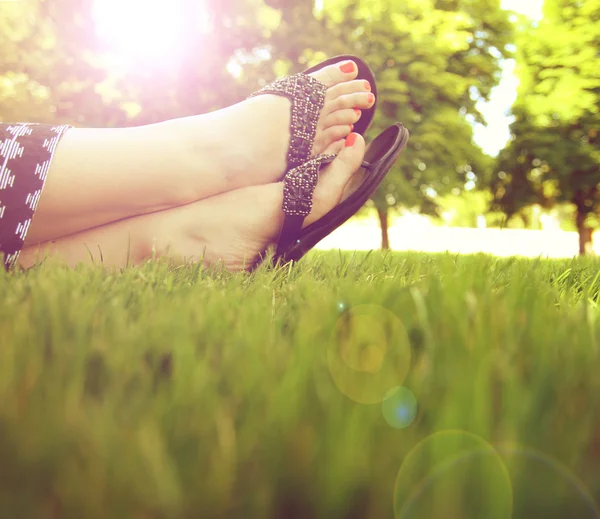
[492,0,600,254]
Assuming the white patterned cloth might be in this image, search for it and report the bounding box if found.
[0,123,72,270]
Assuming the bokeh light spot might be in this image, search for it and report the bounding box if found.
[327,304,411,404]
[382,386,417,429]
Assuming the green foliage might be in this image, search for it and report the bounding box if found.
[492,0,600,246]
[435,189,499,227]
[1,0,511,215]
[1,252,600,517]
[278,0,513,212]
[0,0,276,125]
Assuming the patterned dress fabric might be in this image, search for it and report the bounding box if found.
[0,123,72,270]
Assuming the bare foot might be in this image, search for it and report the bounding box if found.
[165,59,375,200]
[19,134,366,271]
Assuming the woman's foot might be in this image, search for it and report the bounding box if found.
[19,134,366,271]
[166,59,374,199]
[26,59,374,245]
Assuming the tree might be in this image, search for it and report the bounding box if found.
[0,0,278,126]
[317,0,512,248]
[227,0,512,249]
[491,0,600,255]
[0,0,130,125]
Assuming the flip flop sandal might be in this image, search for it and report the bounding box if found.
[270,123,409,265]
[248,55,377,175]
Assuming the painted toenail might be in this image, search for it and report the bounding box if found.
[354,108,361,117]
[345,133,358,147]
[339,61,355,73]
[368,93,375,104]
[364,80,371,91]
[350,124,354,131]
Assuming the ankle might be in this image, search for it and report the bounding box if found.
[161,114,238,199]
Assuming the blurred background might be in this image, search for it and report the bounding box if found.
[1,0,598,257]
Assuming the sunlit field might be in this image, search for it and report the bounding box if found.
[316,218,600,258]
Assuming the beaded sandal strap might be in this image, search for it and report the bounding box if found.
[275,153,337,260]
[249,74,328,170]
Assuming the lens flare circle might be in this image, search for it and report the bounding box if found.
[494,443,600,518]
[394,430,513,519]
[382,386,418,429]
[327,304,411,404]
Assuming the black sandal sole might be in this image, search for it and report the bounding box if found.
[274,123,409,264]
[303,55,378,138]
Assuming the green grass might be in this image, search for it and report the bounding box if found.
[1,252,600,519]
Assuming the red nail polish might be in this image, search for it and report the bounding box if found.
[350,124,354,131]
[368,93,375,104]
[340,61,355,74]
[345,133,357,147]
[364,80,371,91]
[354,108,361,116]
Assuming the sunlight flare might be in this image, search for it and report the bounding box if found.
[92,0,211,66]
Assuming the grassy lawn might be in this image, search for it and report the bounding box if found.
[1,252,600,519]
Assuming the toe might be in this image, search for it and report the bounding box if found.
[322,139,346,156]
[314,124,354,153]
[305,133,366,226]
[325,79,372,101]
[309,59,359,87]
[321,108,362,129]
[325,92,375,115]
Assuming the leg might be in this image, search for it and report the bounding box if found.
[25,60,374,244]
[20,211,151,269]
[25,123,204,245]
[19,134,366,271]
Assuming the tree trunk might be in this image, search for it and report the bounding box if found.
[576,208,592,256]
[376,206,390,251]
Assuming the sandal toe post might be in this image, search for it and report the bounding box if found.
[249,74,328,171]
[273,123,410,265]
[248,55,378,176]
[275,153,337,258]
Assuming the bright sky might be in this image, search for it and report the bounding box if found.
[474,0,545,156]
